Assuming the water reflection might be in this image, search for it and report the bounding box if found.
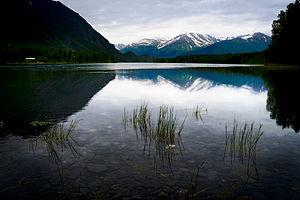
[1,65,300,199]
[29,120,80,163]
[203,67,300,133]
[28,120,83,199]
[0,69,115,137]
[119,68,266,92]
[264,69,300,132]
[82,68,271,134]
[123,103,186,171]
[110,68,298,133]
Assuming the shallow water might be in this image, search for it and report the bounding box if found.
[0,64,299,199]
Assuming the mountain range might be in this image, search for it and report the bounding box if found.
[0,0,271,63]
[117,32,271,58]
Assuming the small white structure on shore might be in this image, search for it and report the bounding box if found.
[25,57,36,61]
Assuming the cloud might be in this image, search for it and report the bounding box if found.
[60,0,292,44]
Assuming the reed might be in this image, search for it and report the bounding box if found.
[0,120,4,129]
[155,106,185,144]
[179,162,206,200]
[0,120,4,137]
[30,120,55,128]
[123,103,186,169]
[29,120,84,200]
[224,120,264,167]
[122,108,129,131]
[192,105,206,121]
[153,105,186,169]
[30,120,79,163]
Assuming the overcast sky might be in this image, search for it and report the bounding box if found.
[60,0,291,44]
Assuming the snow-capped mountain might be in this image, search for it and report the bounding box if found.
[116,38,167,49]
[117,33,219,56]
[157,33,219,50]
[115,44,126,51]
[189,32,272,56]
[116,32,271,58]
[222,32,270,43]
[130,38,168,47]
[115,44,126,50]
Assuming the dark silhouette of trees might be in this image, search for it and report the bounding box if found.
[0,45,114,64]
[154,52,267,64]
[268,0,300,64]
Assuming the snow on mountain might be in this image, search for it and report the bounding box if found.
[115,44,126,50]
[116,32,271,57]
[114,38,166,51]
[128,38,167,48]
[221,32,271,42]
[117,33,219,51]
[189,32,271,56]
[157,33,219,50]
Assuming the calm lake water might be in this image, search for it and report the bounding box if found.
[0,63,299,199]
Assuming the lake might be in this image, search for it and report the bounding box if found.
[0,63,299,199]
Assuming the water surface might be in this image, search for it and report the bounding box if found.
[0,63,299,199]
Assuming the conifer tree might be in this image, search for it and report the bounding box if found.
[269,0,300,64]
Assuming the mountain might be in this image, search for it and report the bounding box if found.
[189,33,271,55]
[0,0,120,63]
[158,33,219,51]
[119,38,167,57]
[118,33,219,57]
[115,44,127,50]
[117,32,271,58]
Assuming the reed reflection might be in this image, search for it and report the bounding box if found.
[123,103,186,171]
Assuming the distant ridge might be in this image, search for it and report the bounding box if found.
[189,33,271,55]
[117,32,271,58]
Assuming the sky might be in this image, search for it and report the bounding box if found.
[60,0,292,44]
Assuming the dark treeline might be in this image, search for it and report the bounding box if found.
[0,44,153,64]
[154,52,267,64]
[268,0,300,65]
[0,44,114,64]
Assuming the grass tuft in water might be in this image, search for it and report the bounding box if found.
[123,103,186,169]
[192,105,207,121]
[0,120,4,129]
[29,120,85,199]
[224,120,264,169]
[176,162,207,200]
[30,120,55,128]
[0,120,5,137]
[122,108,129,131]
[153,105,186,169]
[30,120,80,163]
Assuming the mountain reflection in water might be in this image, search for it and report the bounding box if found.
[0,65,300,200]
[0,69,115,137]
